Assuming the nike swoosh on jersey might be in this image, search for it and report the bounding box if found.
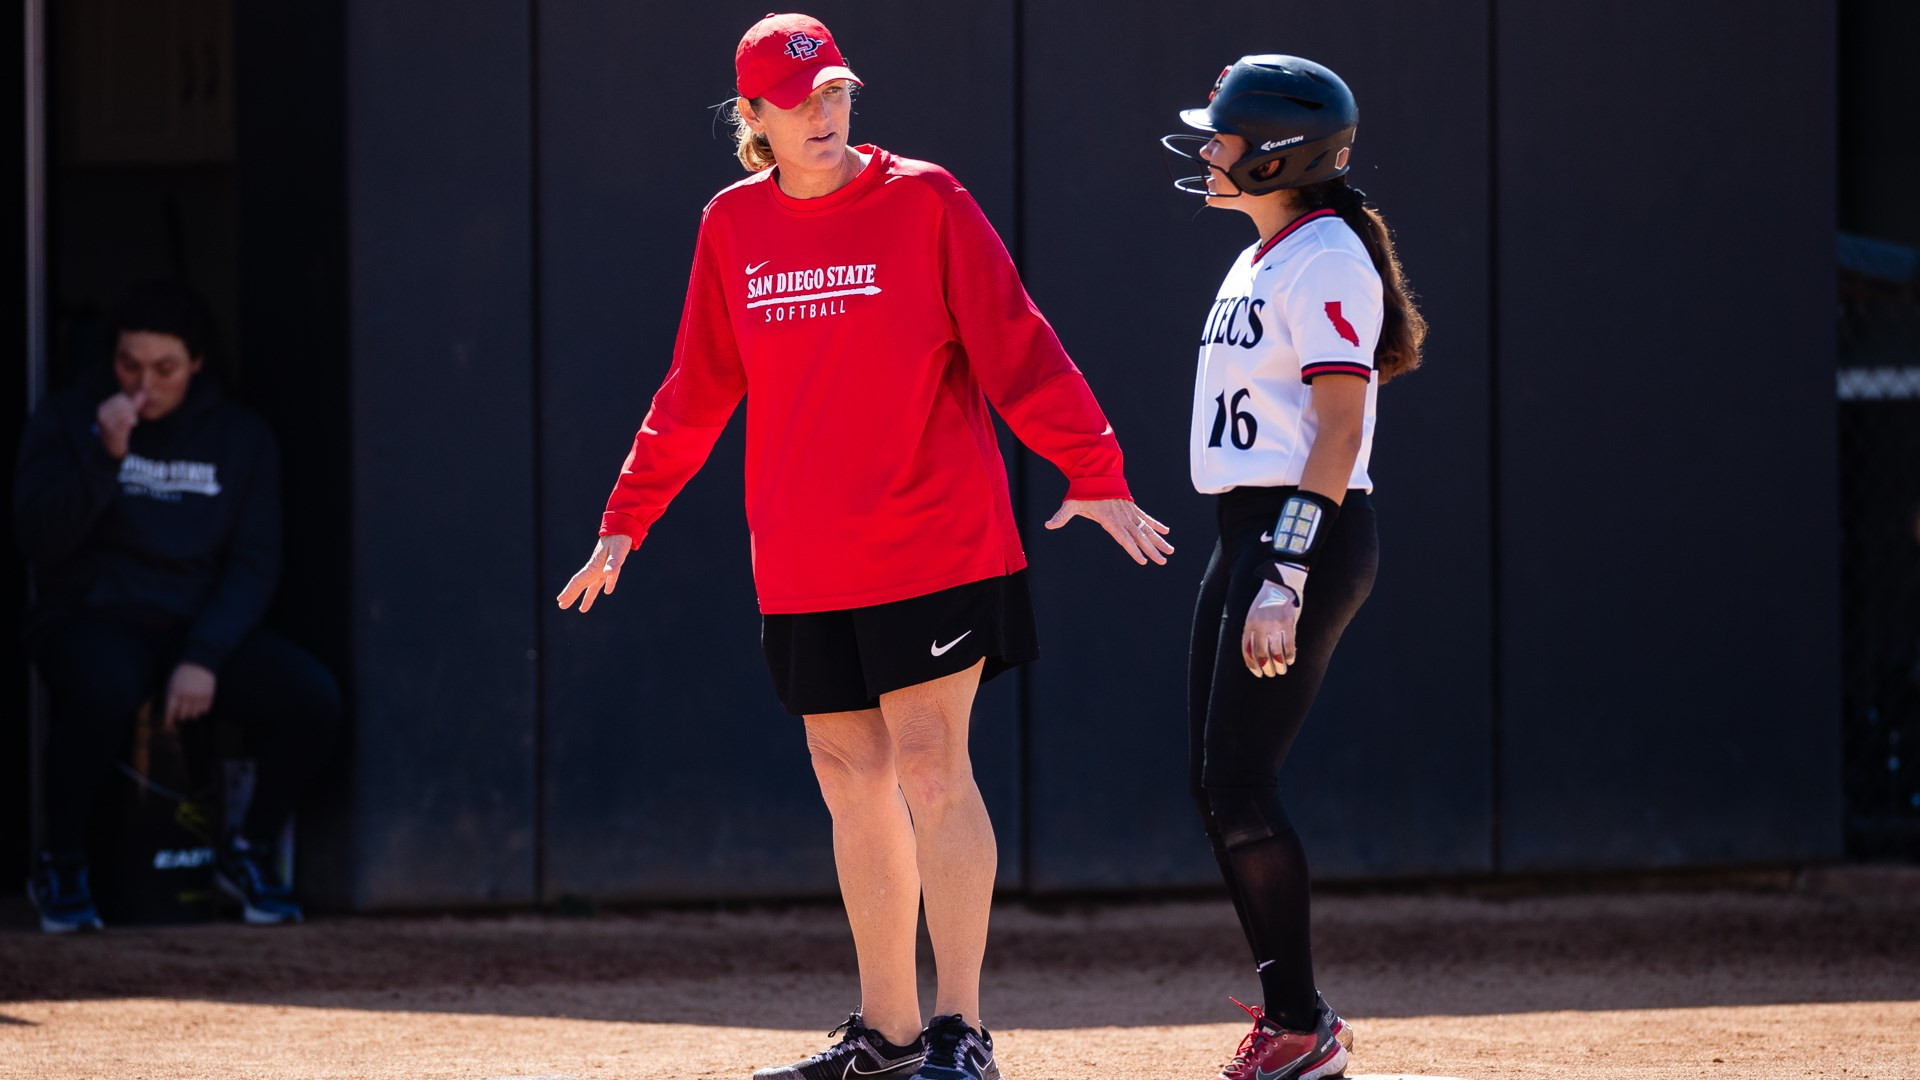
[1260,531,1274,543]
[746,260,771,275]
[931,631,973,657]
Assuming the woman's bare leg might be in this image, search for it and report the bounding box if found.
[879,660,994,1029]
[803,708,924,1046]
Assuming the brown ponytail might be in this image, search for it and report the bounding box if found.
[729,98,775,172]
[1296,177,1426,382]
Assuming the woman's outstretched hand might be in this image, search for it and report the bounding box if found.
[1045,499,1174,565]
[556,534,634,613]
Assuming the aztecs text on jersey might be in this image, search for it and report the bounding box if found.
[1189,208,1384,494]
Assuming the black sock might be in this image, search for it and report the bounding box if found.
[1228,827,1319,1032]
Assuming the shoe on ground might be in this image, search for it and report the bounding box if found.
[1215,995,1348,1080]
[26,853,104,934]
[752,1012,925,1080]
[913,1014,1000,1080]
[1319,992,1354,1054]
[213,837,304,925]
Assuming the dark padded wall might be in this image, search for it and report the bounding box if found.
[6,0,30,886]
[1019,2,1497,889]
[235,1,353,905]
[535,1,1025,901]
[1494,1,1842,869]
[1840,0,1920,246]
[345,0,539,906]
[237,6,348,676]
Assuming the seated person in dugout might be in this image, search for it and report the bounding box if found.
[13,280,341,933]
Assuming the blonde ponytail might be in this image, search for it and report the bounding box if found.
[730,98,775,172]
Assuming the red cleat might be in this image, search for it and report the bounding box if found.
[1214,996,1349,1080]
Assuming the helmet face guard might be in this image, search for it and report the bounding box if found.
[1164,55,1358,198]
[1160,133,1226,197]
[1161,132,1353,198]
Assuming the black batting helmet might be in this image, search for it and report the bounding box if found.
[1165,55,1358,197]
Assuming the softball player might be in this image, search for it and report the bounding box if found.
[555,14,1171,1080]
[1161,55,1427,1080]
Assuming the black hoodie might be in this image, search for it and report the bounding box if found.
[13,367,282,671]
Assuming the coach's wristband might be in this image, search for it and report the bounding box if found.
[1266,490,1340,569]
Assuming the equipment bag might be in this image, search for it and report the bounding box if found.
[90,700,219,924]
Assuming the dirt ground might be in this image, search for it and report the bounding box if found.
[2,867,1918,1080]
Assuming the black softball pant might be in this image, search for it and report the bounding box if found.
[1188,486,1378,1030]
[30,612,344,861]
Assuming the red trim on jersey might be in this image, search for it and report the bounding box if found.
[1299,360,1375,384]
[1249,208,1339,266]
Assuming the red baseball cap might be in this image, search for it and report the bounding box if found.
[735,13,862,109]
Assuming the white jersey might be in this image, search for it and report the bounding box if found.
[1189,208,1383,494]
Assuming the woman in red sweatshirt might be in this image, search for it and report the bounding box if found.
[555,13,1170,1080]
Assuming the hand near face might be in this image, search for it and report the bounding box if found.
[96,391,147,461]
[163,662,217,732]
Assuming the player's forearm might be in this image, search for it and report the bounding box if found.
[1297,418,1362,503]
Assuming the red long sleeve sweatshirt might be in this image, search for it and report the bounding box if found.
[600,146,1131,613]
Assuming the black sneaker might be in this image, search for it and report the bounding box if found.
[25,853,104,934]
[752,1012,926,1080]
[913,1014,1000,1080]
[213,837,304,925]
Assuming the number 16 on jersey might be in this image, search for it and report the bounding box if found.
[1208,387,1258,451]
